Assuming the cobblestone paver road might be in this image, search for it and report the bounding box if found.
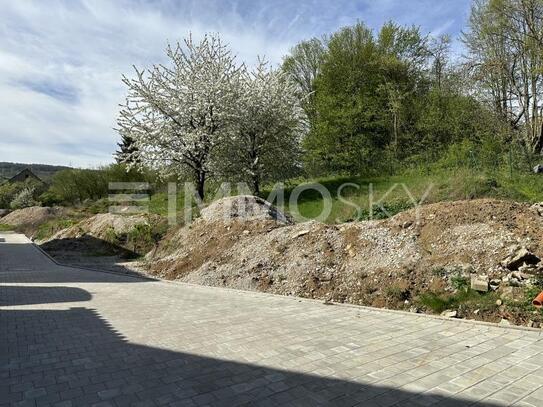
[2,232,543,406]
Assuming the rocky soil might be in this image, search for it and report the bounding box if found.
[146,197,543,327]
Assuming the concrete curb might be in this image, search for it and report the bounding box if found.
[31,241,156,282]
[26,235,542,335]
[172,281,543,334]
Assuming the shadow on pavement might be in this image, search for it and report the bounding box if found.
[0,304,504,407]
[40,235,140,261]
[0,286,92,306]
[0,241,153,284]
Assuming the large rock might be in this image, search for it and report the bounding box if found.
[471,274,489,292]
[502,248,540,271]
[200,195,291,224]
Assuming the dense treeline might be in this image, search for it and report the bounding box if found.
[3,0,541,210]
[282,1,543,177]
[283,25,494,176]
[112,0,542,198]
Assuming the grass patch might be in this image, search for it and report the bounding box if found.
[74,164,543,225]
[126,223,169,253]
[417,289,499,314]
[260,167,543,223]
[0,223,14,232]
[34,218,79,241]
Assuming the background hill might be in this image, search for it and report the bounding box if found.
[0,162,72,182]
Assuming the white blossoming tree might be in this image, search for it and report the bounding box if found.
[217,60,306,194]
[117,34,243,199]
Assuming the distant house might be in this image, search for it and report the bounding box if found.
[7,168,43,184]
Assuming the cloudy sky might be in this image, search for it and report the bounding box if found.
[0,0,472,168]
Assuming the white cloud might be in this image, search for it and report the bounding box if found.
[0,0,471,167]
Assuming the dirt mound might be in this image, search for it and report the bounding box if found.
[147,197,543,326]
[386,199,543,272]
[41,213,166,260]
[1,206,67,236]
[47,213,154,241]
[200,195,292,224]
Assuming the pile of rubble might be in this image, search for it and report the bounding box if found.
[464,246,542,293]
[144,197,543,327]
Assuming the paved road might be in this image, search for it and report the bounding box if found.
[1,232,543,407]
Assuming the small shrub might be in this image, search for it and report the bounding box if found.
[10,186,39,209]
[451,274,469,291]
[385,281,410,301]
[358,200,413,220]
[104,227,119,244]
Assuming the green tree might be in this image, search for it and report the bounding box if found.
[114,134,139,165]
[301,21,428,175]
[282,37,326,122]
[463,0,543,153]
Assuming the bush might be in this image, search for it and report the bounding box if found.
[46,164,159,206]
[10,186,39,209]
[39,190,63,206]
[0,183,20,208]
[126,222,168,254]
[47,169,107,204]
[451,274,469,291]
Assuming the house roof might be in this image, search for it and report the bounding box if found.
[7,168,43,184]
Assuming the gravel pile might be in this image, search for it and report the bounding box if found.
[200,195,292,224]
[147,197,543,314]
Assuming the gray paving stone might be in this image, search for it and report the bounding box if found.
[2,232,543,407]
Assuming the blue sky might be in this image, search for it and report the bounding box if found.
[0,0,472,167]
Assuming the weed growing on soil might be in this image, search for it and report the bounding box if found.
[104,227,119,245]
[0,223,13,231]
[505,285,543,314]
[451,275,469,291]
[431,267,447,277]
[417,289,499,314]
[385,280,410,302]
[126,223,168,253]
[35,219,78,241]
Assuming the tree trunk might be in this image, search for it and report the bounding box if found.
[252,175,260,196]
[195,171,206,200]
[534,124,543,154]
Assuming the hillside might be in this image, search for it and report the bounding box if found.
[0,162,71,182]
